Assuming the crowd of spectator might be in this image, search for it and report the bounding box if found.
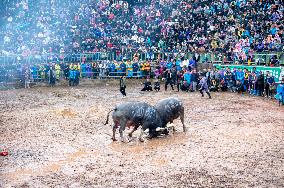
[22,56,199,81]
[1,55,280,105]
[1,0,283,63]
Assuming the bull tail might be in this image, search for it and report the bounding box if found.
[104,109,114,125]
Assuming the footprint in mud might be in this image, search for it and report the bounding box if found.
[52,108,78,117]
[2,148,98,182]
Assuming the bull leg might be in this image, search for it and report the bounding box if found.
[112,125,118,141]
[180,106,186,132]
[138,128,145,142]
[127,121,138,138]
[128,125,138,138]
[119,127,126,142]
[168,120,176,133]
[118,119,129,142]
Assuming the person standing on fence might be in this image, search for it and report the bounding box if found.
[119,76,127,97]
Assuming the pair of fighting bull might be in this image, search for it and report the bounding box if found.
[104,97,186,142]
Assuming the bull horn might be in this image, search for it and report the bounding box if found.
[156,127,166,132]
[167,123,175,128]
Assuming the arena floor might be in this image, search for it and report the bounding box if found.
[1,81,284,187]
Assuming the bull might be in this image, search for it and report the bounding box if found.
[104,102,162,142]
[154,97,186,133]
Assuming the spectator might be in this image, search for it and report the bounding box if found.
[163,69,174,91]
[154,79,160,91]
[141,78,153,91]
[190,69,198,91]
[199,74,211,99]
[265,72,275,98]
[119,76,127,97]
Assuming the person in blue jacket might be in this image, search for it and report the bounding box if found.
[69,68,76,86]
[108,62,116,76]
[120,61,126,76]
[236,68,245,83]
[275,79,284,106]
[183,70,191,86]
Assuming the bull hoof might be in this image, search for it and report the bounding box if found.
[112,138,118,141]
[162,129,169,135]
[121,137,129,143]
[148,133,159,139]
[139,138,145,142]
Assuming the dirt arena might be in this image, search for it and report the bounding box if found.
[1,80,284,187]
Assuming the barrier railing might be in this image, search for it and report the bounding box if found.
[0,52,283,88]
[0,52,283,65]
[1,70,149,83]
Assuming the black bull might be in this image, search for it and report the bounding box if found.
[104,102,163,141]
[154,97,186,132]
[104,98,186,141]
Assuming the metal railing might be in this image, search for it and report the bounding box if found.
[0,52,283,89]
[0,52,283,65]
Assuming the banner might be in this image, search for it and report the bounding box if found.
[213,64,283,82]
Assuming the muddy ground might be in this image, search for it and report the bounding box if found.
[0,80,284,187]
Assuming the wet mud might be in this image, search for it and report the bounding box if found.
[1,82,284,187]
